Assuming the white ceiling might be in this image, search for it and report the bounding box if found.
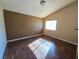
[1,0,76,18]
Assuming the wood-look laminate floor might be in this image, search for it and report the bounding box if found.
[3,35,77,59]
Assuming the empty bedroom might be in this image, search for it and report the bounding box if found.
[0,0,78,59]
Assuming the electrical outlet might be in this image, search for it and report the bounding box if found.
[32,33,34,35]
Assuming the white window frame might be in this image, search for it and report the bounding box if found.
[45,20,57,31]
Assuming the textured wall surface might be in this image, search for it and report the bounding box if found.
[4,10,43,40]
[44,2,78,45]
[0,3,7,59]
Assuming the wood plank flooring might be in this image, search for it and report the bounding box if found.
[3,35,77,59]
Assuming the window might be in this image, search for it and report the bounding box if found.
[45,20,57,31]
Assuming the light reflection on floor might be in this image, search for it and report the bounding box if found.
[28,38,56,59]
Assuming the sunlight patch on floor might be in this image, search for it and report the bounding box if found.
[28,38,54,59]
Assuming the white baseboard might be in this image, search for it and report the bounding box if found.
[8,34,77,45]
[57,37,77,45]
[8,34,43,43]
[44,34,77,45]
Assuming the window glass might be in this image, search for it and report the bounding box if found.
[45,20,57,31]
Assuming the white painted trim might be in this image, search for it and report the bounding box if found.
[8,34,43,42]
[44,34,77,45]
[57,37,77,45]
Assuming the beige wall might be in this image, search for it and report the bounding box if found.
[44,2,78,45]
[4,10,43,40]
[0,2,7,59]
